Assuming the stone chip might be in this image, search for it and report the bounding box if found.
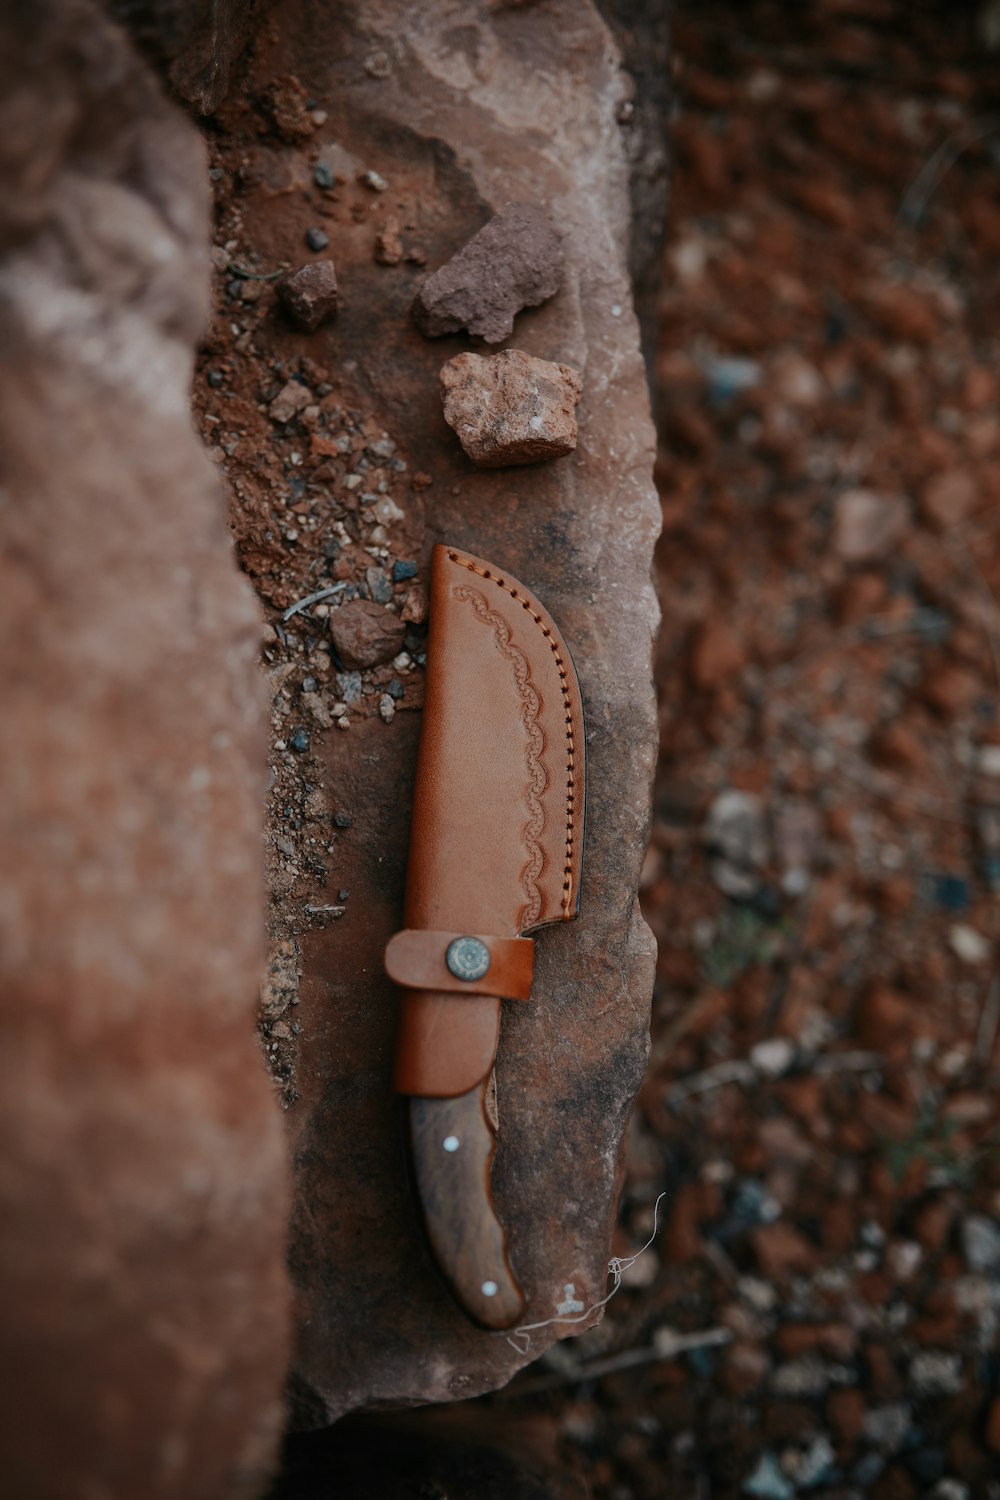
[278,260,338,332]
[329,600,405,669]
[413,202,564,342]
[440,348,582,468]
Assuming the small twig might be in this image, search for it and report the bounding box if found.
[228,262,286,281]
[899,114,1000,227]
[506,1328,732,1396]
[282,582,348,621]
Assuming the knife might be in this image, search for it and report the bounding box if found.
[386,544,585,1329]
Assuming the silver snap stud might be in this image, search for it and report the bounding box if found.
[481,1280,498,1297]
[446,935,491,982]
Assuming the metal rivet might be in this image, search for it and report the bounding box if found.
[446,935,491,982]
[442,1135,460,1153]
[481,1280,498,1297]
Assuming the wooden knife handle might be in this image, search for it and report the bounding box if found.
[409,1082,525,1330]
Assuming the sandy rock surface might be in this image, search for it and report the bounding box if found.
[194,0,661,1425]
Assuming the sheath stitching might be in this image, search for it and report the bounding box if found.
[448,553,576,920]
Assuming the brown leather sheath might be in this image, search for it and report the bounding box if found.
[387,543,585,1327]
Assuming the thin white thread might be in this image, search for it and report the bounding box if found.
[506,1192,668,1355]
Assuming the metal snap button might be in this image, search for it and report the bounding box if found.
[445,936,491,982]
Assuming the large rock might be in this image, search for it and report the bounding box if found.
[0,5,290,1498]
[206,0,661,1423]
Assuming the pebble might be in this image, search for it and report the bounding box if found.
[921,468,978,531]
[374,217,403,265]
[440,349,582,467]
[742,1452,794,1500]
[359,168,388,192]
[909,1351,963,1397]
[750,1039,795,1078]
[770,1356,829,1397]
[379,694,396,724]
[278,260,339,332]
[387,678,405,700]
[948,923,991,964]
[268,379,312,423]
[413,202,564,342]
[329,600,406,669]
[392,559,418,583]
[333,809,352,829]
[863,1404,911,1454]
[365,566,393,604]
[832,489,909,563]
[960,1214,1000,1273]
[305,226,330,252]
[703,789,768,899]
[313,162,335,189]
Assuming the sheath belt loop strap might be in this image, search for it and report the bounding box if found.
[385,929,535,1001]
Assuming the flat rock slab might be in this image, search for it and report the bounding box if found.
[206,0,660,1424]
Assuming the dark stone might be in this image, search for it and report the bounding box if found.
[313,162,335,189]
[291,728,311,753]
[305,226,330,252]
[333,810,353,829]
[278,260,338,332]
[412,202,564,343]
[392,559,418,582]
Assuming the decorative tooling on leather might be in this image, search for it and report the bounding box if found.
[448,551,578,920]
[453,583,546,928]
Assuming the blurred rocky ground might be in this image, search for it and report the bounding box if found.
[491,3,1000,1497]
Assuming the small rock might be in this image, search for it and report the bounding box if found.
[313,163,335,189]
[400,584,427,625]
[269,380,312,423]
[833,489,908,563]
[329,600,406,670]
[750,1039,795,1079]
[379,694,396,724]
[948,923,990,965]
[921,468,978,531]
[359,168,388,192]
[773,800,821,897]
[769,1355,829,1397]
[333,809,352,829]
[335,671,363,705]
[703,789,768,899]
[440,349,582,468]
[387,679,405,700]
[392,560,418,583]
[742,1452,794,1500]
[960,1214,1000,1273]
[371,495,404,527]
[278,261,338,332]
[750,1221,817,1281]
[413,202,564,342]
[305,226,330,252]
[863,1404,911,1454]
[909,1351,962,1397]
[365,565,393,604]
[290,728,310,753]
[374,217,403,265]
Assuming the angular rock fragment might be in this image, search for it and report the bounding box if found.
[278,260,338,331]
[374,217,403,266]
[440,349,582,468]
[329,600,405,668]
[413,203,564,342]
[832,488,908,563]
[269,379,312,422]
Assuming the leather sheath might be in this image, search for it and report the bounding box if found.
[391,544,585,1099]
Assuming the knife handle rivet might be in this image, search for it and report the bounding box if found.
[481,1280,499,1298]
[445,936,491,982]
[442,1135,460,1152]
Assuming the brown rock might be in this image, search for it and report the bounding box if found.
[689,617,746,689]
[374,216,403,266]
[827,1388,866,1448]
[750,1221,817,1280]
[868,284,939,343]
[440,349,582,468]
[278,260,339,332]
[413,202,564,342]
[329,600,405,669]
[833,489,908,563]
[921,468,978,531]
[0,4,290,1496]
